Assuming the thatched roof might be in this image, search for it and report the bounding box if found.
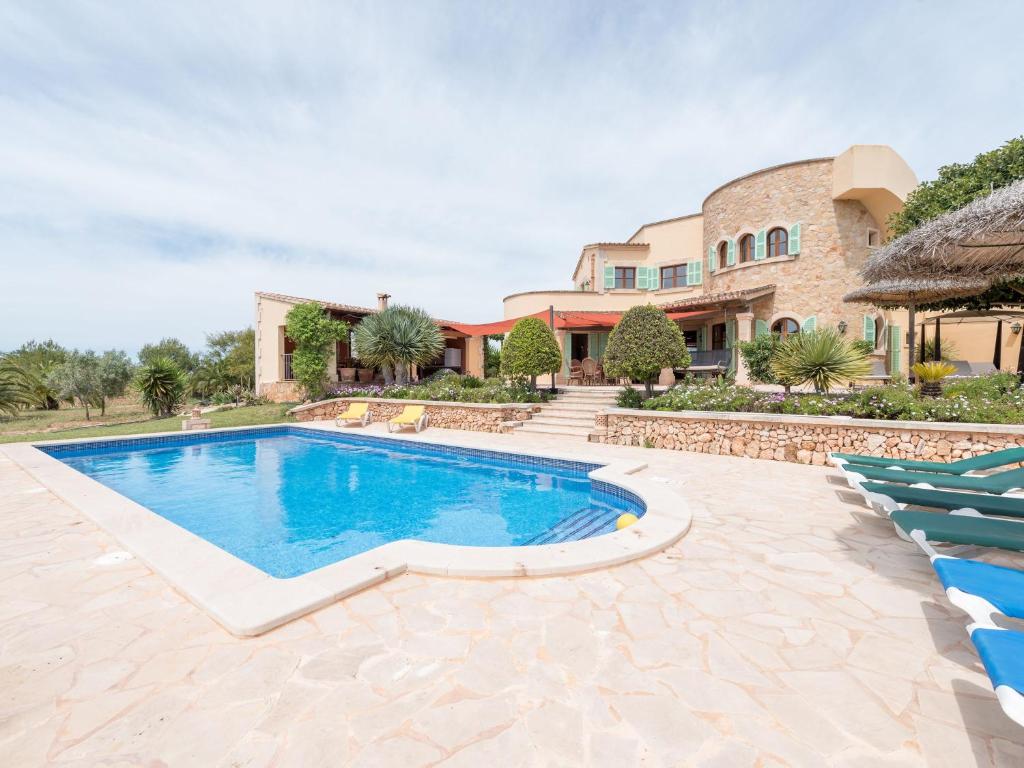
[843,276,995,307]
[861,179,1024,283]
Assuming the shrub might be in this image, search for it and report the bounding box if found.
[604,305,689,396]
[737,333,780,385]
[138,338,199,373]
[912,361,957,383]
[5,340,67,409]
[325,375,548,404]
[285,303,350,399]
[0,359,36,417]
[353,305,444,385]
[135,357,187,417]
[616,386,644,409]
[771,329,871,393]
[501,317,562,390]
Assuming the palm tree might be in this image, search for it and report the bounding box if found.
[0,358,35,417]
[353,305,445,384]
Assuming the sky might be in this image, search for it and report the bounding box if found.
[2,1,1023,354]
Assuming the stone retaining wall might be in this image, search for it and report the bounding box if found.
[593,408,1024,466]
[288,398,540,433]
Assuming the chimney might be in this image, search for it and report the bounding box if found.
[376,292,391,311]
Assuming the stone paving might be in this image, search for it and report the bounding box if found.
[2,426,1023,766]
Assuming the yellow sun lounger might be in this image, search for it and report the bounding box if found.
[335,402,371,427]
[387,405,428,433]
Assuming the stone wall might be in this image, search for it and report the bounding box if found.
[259,381,303,403]
[288,398,540,433]
[593,409,1024,466]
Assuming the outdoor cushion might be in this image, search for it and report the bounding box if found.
[933,558,1024,619]
[846,465,1024,494]
[890,509,1024,552]
[859,482,1024,518]
[832,446,1024,475]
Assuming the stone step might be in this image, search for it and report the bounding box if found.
[553,394,618,405]
[529,415,596,428]
[514,423,594,438]
[536,406,606,418]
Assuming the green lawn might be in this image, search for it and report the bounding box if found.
[0,402,298,444]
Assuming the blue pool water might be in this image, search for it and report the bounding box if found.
[45,428,644,578]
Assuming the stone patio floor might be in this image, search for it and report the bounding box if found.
[2,425,1024,767]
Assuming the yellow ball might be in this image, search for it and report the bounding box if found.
[616,513,639,530]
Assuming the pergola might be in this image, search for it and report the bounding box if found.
[844,179,1024,377]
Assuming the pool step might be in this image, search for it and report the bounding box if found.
[526,506,622,545]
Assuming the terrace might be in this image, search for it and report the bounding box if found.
[1,425,1019,765]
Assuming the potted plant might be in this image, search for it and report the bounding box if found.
[911,361,957,397]
[355,359,375,383]
[338,358,357,383]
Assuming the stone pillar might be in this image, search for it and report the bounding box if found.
[734,312,755,385]
[555,330,569,385]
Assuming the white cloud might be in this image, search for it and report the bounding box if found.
[1,0,1022,352]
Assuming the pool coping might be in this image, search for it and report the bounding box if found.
[1,423,692,637]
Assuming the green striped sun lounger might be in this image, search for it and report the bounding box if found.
[840,465,1024,495]
[830,446,1024,476]
[856,482,1024,519]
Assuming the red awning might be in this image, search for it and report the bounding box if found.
[446,309,708,336]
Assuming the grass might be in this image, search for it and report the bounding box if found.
[0,401,297,444]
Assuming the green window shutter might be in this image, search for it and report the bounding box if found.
[863,315,875,342]
[562,331,570,374]
[755,229,766,260]
[636,267,647,290]
[707,245,716,273]
[726,239,736,266]
[755,319,769,337]
[889,324,901,374]
[688,260,702,286]
[726,320,736,349]
[603,265,615,289]
[801,316,817,333]
[789,222,801,254]
[697,327,706,351]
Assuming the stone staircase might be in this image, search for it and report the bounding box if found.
[514,386,620,439]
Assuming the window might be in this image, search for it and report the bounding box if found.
[738,234,754,263]
[660,264,687,289]
[874,315,885,348]
[718,241,729,269]
[867,228,880,247]
[614,266,635,289]
[771,317,800,338]
[683,329,698,353]
[767,227,788,258]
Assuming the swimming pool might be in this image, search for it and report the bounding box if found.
[44,427,644,578]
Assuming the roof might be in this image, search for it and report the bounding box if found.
[254,291,466,329]
[657,285,776,311]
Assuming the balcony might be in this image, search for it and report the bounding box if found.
[282,354,294,381]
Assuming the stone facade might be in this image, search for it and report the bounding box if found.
[260,380,304,403]
[593,409,1024,466]
[289,398,540,433]
[701,158,903,377]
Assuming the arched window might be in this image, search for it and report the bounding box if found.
[738,234,754,263]
[767,227,788,258]
[772,317,800,338]
[718,241,729,269]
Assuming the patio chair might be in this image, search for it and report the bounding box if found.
[855,481,1024,520]
[387,405,429,433]
[830,446,1024,476]
[581,357,599,385]
[568,363,585,385]
[335,402,371,428]
[838,464,1024,495]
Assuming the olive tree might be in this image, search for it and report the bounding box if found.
[285,302,349,399]
[500,317,562,390]
[603,305,689,397]
[96,350,135,416]
[47,351,102,419]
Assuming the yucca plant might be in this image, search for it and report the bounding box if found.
[135,357,187,416]
[354,305,445,385]
[771,328,871,394]
[911,361,957,397]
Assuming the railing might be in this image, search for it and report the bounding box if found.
[687,350,732,368]
[282,354,294,381]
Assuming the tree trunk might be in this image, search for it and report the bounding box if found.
[644,378,654,397]
[82,399,90,420]
[530,374,537,391]
[395,363,409,385]
[100,397,106,416]
[382,365,394,385]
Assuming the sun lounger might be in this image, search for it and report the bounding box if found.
[890,509,1024,553]
[335,402,371,427]
[387,405,428,433]
[855,482,1024,519]
[840,464,1024,495]
[830,446,1024,476]
[965,626,1024,727]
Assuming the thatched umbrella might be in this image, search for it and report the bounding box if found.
[861,179,1024,283]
